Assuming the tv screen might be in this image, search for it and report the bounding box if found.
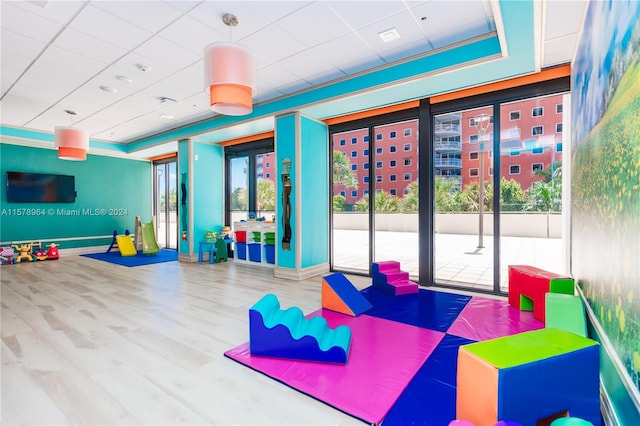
[6,172,76,203]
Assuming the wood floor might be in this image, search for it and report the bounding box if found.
[1,254,374,425]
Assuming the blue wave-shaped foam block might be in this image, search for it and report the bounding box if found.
[249,293,352,364]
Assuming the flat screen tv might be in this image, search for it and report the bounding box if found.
[6,172,76,203]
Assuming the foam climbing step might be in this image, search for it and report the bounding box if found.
[322,272,372,316]
[372,261,418,296]
[545,293,587,337]
[249,293,352,364]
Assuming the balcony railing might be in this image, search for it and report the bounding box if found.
[435,158,462,168]
[435,140,462,151]
[434,123,461,134]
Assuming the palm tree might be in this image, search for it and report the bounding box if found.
[333,151,358,188]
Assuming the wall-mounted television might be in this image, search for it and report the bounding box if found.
[6,172,76,203]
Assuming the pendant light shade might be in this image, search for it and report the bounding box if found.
[54,126,88,161]
[204,42,256,116]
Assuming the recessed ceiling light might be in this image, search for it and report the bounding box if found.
[116,75,133,84]
[378,27,400,43]
[99,85,118,93]
[64,109,77,115]
[159,113,174,120]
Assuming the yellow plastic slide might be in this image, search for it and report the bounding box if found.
[140,222,160,256]
[115,235,137,256]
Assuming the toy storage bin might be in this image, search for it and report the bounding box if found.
[252,231,261,242]
[235,242,247,260]
[264,232,276,245]
[264,244,275,264]
[235,231,247,243]
[248,243,261,262]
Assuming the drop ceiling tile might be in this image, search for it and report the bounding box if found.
[134,36,200,71]
[0,1,63,42]
[189,1,275,41]
[308,32,384,73]
[0,92,52,126]
[158,15,224,55]
[544,34,578,67]
[70,4,152,50]
[276,2,351,47]
[91,0,185,34]
[240,23,306,64]
[327,1,407,30]
[141,72,203,104]
[1,28,47,57]
[544,0,586,41]
[53,27,128,65]
[8,0,86,25]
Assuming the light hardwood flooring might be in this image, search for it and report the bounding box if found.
[1,255,375,425]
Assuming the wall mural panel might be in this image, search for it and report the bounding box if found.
[571,0,640,397]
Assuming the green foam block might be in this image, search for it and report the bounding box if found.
[545,293,587,337]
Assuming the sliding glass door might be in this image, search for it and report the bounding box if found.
[153,159,177,249]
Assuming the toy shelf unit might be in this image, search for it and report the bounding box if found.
[233,222,276,267]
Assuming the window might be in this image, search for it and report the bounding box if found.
[469,134,479,144]
[389,189,397,196]
[510,111,521,120]
[390,174,397,181]
[403,173,412,181]
[404,158,411,166]
[488,167,493,176]
[339,191,345,197]
[532,163,544,172]
[363,190,369,196]
[470,116,493,127]
[389,160,397,167]
[469,168,479,177]
[509,165,521,175]
[351,137,358,144]
[351,151,357,157]
[339,139,346,146]
[351,164,357,171]
[532,107,544,117]
[376,133,382,140]
[376,147,383,154]
[404,187,411,195]
[556,143,563,152]
[556,123,563,133]
[404,128,411,136]
[363,163,369,170]
[390,131,397,139]
[510,149,520,157]
[469,152,479,160]
[265,173,270,179]
[351,190,358,197]
[363,176,369,183]
[556,104,563,114]
[532,147,544,155]
[363,135,369,143]
[376,175,383,183]
[532,126,543,136]
[376,161,383,169]
[363,149,369,156]
[390,145,397,153]
[403,143,411,151]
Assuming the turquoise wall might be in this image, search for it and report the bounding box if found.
[275,114,297,269]
[193,142,224,246]
[0,144,151,248]
[300,116,329,268]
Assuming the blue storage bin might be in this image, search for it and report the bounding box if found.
[264,244,275,264]
[248,243,261,262]
[235,242,247,260]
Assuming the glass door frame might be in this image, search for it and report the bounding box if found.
[329,108,419,277]
[153,157,178,250]
[424,77,570,295]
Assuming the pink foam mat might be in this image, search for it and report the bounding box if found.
[446,296,544,341]
[225,309,444,425]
